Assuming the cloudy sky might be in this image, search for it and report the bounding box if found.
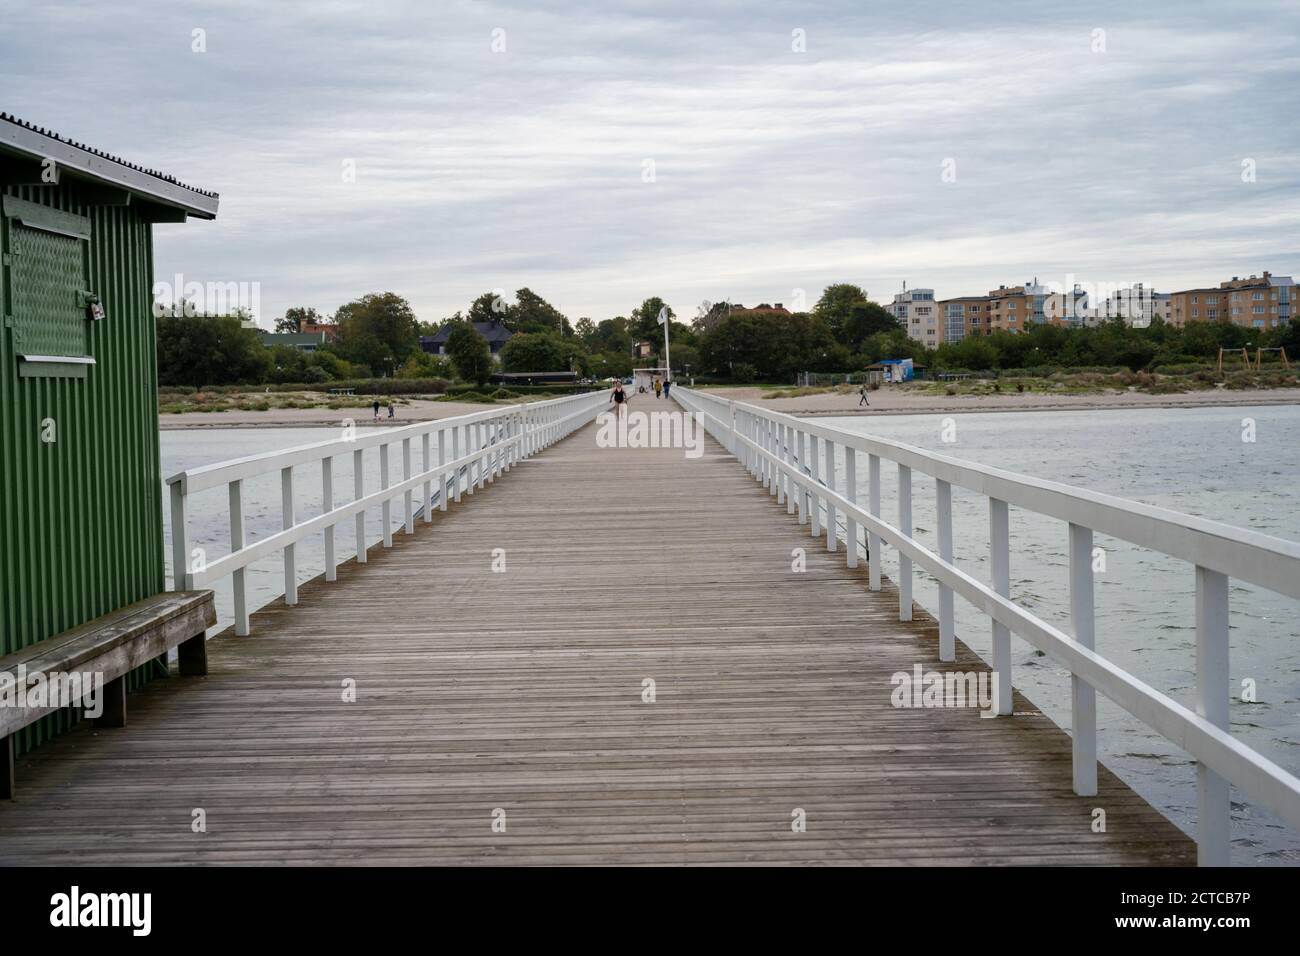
[2,0,1297,326]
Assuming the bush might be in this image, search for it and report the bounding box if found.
[731,362,758,383]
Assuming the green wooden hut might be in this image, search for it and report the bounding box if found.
[0,113,219,756]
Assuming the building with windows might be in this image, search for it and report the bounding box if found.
[259,330,329,352]
[1170,273,1294,329]
[1091,283,1167,327]
[936,296,990,341]
[421,317,514,361]
[891,285,940,345]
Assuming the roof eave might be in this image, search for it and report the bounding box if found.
[0,117,219,219]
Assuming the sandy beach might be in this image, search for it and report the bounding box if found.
[696,385,1300,417]
[158,397,524,429]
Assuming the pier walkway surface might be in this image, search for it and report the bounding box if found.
[0,414,1193,864]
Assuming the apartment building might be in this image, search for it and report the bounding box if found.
[1093,283,1168,327]
[986,281,1045,333]
[1220,272,1293,329]
[1170,272,1294,328]
[937,296,990,341]
[891,285,941,345]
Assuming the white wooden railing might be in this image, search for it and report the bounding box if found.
[674,386,1300,866]
[166,389,608,634]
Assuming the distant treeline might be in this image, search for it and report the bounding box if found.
[155,285,1300,389]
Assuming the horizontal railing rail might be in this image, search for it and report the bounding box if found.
[166,389,609,636]
[674,386,1300,866]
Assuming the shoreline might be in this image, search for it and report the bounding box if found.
[695,385,1300,419]
[156,387,1300,429]
[783,394,1300,417]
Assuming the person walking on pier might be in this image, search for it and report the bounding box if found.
[663,379,671,400]
[610,381,628,418]
[653,376,662,399]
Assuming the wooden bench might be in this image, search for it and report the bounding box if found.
[0,591,215,799]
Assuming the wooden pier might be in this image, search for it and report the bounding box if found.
[0,412,1194,864]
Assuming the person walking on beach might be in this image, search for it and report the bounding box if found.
[387,403,395,419]
[372,399,381,421]
[858,385,869,407]
[610,381,628,418]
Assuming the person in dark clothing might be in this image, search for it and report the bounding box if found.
[858,386,869,407]
[372,399,381,421]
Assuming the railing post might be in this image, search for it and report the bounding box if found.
[281,465,297,606]
[867,454,881,591]
[729,401,737,457]
[322,459,337,583]
[438,427,448,511]
[354,448,366,563]
[989,497,1012,715]
[1069,523,1097,796]
[473,423,483,491]
[824,438,836,553]
[422,432,432,523]
[844,449,858,568]
[505,413,515,471]
[784,424,795,515]
[768,420,778,497]
[453,426,463,502]
[1195,565,1231,866]
[380,443,392,546]
[936,478,955,661]
[229,479,249,634]
[897,464,912,620]
[775,421,786,507]
[169,481,188,592]
[795,429,808,525]
[809,433,822,538]
[403,437,414,534]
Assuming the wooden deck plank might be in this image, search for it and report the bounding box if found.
[0,414,1194,865]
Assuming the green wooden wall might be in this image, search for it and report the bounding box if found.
[1,180,166,754]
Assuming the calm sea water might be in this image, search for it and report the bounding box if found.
[821,405,1300,865]
[160,406,1300,864]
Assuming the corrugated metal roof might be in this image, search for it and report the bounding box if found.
[0,112,219,218]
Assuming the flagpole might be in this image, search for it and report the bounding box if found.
[660,306,671,382]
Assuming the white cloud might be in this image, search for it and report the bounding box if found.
[2,0,1296,324]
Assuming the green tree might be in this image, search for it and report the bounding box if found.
[812,283,869,341]
[445,321,493,386]
[589,351,633,379]
[275,305,323,334]
[629,296,677,354]
[467,291,513,327]
[512,288,570,335]
[333,292,420,373]
[156,314,271,387]
[842,301,899,349]
[500,330,585,373]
